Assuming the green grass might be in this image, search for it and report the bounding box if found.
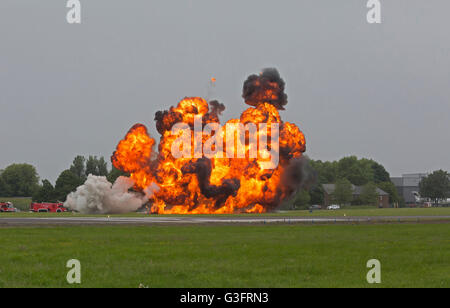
[0,224,448,288]
[1,207,449,218]
[276,207,450,217]
[0,197,32,211]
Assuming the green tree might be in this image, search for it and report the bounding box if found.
[310,160,337,184]
[54,170,83,201]
[310,157,393,205]
[292,190,311,209]
[0,164,39,196]
[311,157,391,187]
[309,185,324,205]
[337,157,373,186]
[0,170,11,196]
[360,182,380,206]
[371,161,391,183]
[332,178,353,206]
[33,180,57,202]
[420,170,450,205]
[85,156,109,177]
[70,155,86,180]
[107,166,128,183]
[85,156,98,176]
[377,181,400,205]
[97,157,109,176]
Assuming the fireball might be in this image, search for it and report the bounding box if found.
[111,69,306,214]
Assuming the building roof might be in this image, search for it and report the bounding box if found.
[390,174,428,188]
[322,184,389,196]
[390,177,403,187]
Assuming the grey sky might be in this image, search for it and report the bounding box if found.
[1,0,449,183]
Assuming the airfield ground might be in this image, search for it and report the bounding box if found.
[0,208,448,288]
[1,207,450,218]
[0,223,448,288]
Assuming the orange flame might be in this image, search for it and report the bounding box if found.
[112,71,306,214]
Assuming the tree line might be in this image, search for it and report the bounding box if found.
[1,155,448,207]
[289,156,400,208]
[0,156,126,203]
[290,156,449,209]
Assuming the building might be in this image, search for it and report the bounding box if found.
[323,184,390,208]
[390,173,428,205]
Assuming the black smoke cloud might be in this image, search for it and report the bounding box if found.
[209,100,225,116]
[182,158,241,209]
[154,109,183,135]
[242,68,288,110]
[282,156,317,194]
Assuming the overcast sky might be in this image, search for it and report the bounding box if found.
[1,0,449,183]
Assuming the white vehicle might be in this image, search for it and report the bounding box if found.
[327,205,340,210]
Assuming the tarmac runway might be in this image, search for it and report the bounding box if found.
[1,215,449,226]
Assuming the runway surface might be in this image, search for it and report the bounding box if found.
[1,215,449,226]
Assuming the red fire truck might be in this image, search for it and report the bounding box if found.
[0,202,18,212]
[30,202,68,213]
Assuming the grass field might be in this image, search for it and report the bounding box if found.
[1,207,449,218]
[0,224,448,288]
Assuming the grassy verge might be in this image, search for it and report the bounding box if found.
[0,224,448,288]
[1,207,449,218]
[274,207,450,217]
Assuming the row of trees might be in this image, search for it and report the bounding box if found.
[33,156,126,202]
[3,155,448,207]
[329,179,382,207]
[291,159,450,209]
[309,156,391,185]
[0,156,127,203]
[290,156,400,209]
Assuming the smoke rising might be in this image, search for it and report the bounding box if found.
[110,69,307,214]
[64,175,157,214]
[209,100,225,116]
[282,156,317,194]
[243,68,288,110]
[181,158,241,209]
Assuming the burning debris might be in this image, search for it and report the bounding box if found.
[107,68,308,214]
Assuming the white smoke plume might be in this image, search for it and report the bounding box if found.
[64,175,158,214]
